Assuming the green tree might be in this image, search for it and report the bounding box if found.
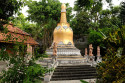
[120,1,125,25]
[70,11,91,39]
[0,0,24,30]
[12,13,37,38]
[0,0,24,20]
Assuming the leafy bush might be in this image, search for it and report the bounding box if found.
[96,26,125,83]
[0,41,48,83]
[0,59,47,83]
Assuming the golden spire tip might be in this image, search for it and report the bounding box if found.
[61,3,66,10]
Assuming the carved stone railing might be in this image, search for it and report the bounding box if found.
[84,45,102,67]
[44,42,58,83]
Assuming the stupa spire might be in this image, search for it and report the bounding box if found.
[60,3,67,23]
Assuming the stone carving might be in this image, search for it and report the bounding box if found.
[52,42,57,63]
[85,48,88,56]
[84,48,88,62]
[56,26,61,30]
[97,46,100,56]
[96,46,102,63]
[63,26,68,29]
[61,9,66,12]
[89,44,93,56]
[88,44,95,66]
[58,41,64,45]
[67,42,72,45]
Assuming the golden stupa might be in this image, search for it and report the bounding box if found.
[46,3,81,56]
[53,3,73,46]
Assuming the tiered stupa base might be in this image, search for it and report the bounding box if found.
[46,47,81,56]
[46,46,87,65]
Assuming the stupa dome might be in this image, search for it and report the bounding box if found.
[53,3,74,46]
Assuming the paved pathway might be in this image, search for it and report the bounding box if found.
[50,80,81,83]
[50,79,96,83]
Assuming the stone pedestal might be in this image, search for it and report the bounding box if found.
[84,55,89,62]
[88,56,95,63]
[96,56,102,63]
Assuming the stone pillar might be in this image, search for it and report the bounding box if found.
[96,46,102,63]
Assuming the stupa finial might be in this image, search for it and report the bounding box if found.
[60,3,67,23]
[61,3,66,10]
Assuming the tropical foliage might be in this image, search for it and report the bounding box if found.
[96,26,125,82]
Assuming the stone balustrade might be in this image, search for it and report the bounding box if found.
[84,44,102,66]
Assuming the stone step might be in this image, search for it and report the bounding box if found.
[52,73,97,77]
[56,67,94,69]
[53,71,96,74]
[57,56,84,58]
[51,65,97,81]
[57,65,91,67]
[51,76,96,81]
[55,69,96,72]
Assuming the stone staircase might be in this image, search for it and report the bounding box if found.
[51,65,97,81]
[57,55,86,65]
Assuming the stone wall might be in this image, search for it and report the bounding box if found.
[74,36,88,56]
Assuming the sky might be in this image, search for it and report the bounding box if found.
[21,0,123,17]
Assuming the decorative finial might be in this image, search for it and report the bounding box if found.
[60,3,67,23]
[61,3,66,10]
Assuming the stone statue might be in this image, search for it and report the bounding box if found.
[84,48,88,62]
[97,46,100,56]
[85,48,88,56]
[88,44,96,66]
[52,42,57,62]
[53,42,57,56]
[96,46,102,63]
[89,44,93,56]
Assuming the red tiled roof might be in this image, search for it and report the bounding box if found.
[0,23,39,45]
[3,24,29,35]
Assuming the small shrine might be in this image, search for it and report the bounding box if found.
[0,23,39,56]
